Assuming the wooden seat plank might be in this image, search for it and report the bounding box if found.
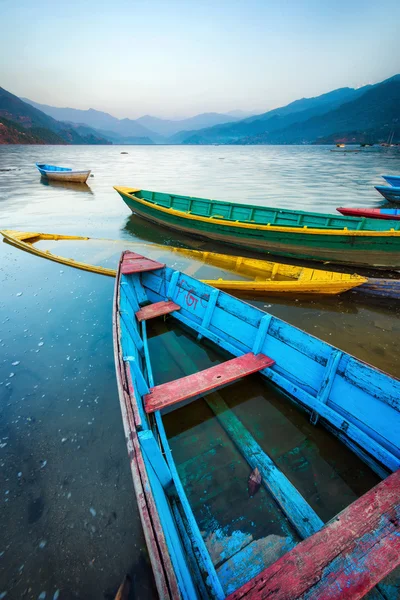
[121,253,165,274]
[136,301,181,322]
[226,469,400,600]
[144,353,274,414]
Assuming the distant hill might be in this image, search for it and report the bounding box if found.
[0,115,66,144]
[22,98,162,142]
[226,109,258,119]
[135,112,238,136]
[0,87,111,145]
[22,99,243,140]
[176,86,367,144]
[237,76,400,145]
[10,73,400,146]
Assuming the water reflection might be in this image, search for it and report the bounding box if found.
[0,144,399,599]
[40,178,93,195]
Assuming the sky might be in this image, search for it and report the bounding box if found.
[1,0,399,120]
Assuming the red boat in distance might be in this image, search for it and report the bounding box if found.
[337,207,400,220]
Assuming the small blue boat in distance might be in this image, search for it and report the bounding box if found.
[35,163,91,183]
[375,184,400,203]
[382,175,400,187]
[113,250,400,599]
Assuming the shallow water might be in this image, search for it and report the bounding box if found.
[0,144,399,599]
[150,321,381,594]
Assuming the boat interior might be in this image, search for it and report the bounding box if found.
[116,253,400,597]
[36,163,72,172]
[124,187,400,231]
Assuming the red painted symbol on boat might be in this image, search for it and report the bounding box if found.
[186,289,198,309]
[176,280,199,310]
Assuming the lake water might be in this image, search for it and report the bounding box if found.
[0,144,399,599]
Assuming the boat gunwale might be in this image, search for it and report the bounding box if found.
[115,255,400,598]
[0,230,366,294]
[35,162,90,175]
[115,186,400,237]
[112,254,179,599]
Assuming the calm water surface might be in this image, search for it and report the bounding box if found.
[0,145,399,599]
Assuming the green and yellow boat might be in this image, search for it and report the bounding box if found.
[114,186,400,269]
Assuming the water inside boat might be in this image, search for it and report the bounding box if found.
[147,318,381,595]
[33,238,257,281]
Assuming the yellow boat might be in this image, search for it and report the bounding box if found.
[0,230,367,295]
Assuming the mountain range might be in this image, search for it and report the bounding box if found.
[177,76,400,145]
[1,74,399,145]
[21,99,241,140]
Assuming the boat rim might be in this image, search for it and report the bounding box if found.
[115,186,400,237]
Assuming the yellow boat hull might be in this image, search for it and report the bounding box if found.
[0,230,366,295]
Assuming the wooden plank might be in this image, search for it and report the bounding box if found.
[227,470,400,600]
[114,259,179,599]
[164,311,399,473]
[136,301,181,322]
[252,314,272,355]
[154,411,226,599]
[121,252,165,274]
[311,349,342,425]
[205,393,324,539]
[140,315,224,599]
[144,353,275,414]
[138,429,173,489]
[172,500,212,600]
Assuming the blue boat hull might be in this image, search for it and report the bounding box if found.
[375,185,400,203]
[35,163,91,183]
[113,251,400,599]
[382,175,400,187]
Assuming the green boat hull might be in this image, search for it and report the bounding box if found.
[115,188,400,269]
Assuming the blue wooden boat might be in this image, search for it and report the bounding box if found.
[113,251,400,600]
[375,185,400,203]
[382,175,400,187]
[35,163,91,183]
[357,277,400,300]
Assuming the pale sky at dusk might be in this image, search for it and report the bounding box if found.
[1,0,399,119]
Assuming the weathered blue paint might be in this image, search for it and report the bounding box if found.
[138,429,172,489]
[382,175,400,187]
[141,266,400,474]
[205,394,324,539]
[218,533,296,596]
[198,288,219,341]
[36,163,73,174]
[142,452,200,600]
[252,314,272,355]
[301,506,400,600]
[172,499,213,600]
[155,411,226,599]
[375,185,400,203]
[311,350,342,425]
[124,356,149,396]
[357,278,400,300]
[116,252,400,599]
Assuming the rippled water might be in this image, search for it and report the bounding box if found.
[0,144,399,599]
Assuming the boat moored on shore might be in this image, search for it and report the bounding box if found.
[114,250,400,599]
[375,185,400,203]
[114,186,400,269]
[337,207,400,220]
[36,163,91,183]
[382,175,400,187]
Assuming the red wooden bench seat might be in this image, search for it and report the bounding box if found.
[136,301,181,322]
[121,252,165,274]
[226,469,400,600]
[144,352,274,413]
